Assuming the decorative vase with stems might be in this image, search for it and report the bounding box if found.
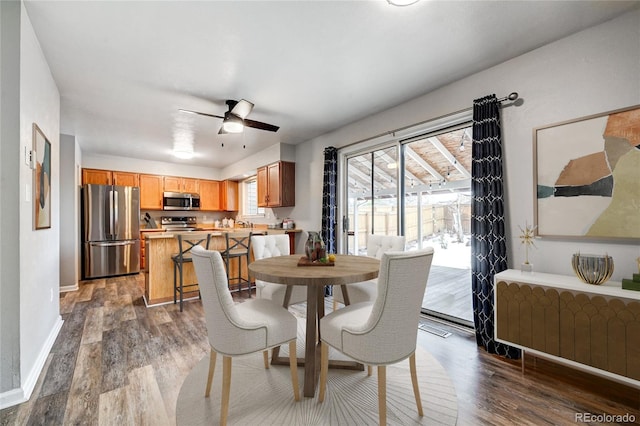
[305,232,326,262]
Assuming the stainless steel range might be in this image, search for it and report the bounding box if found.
[161,216,198,231]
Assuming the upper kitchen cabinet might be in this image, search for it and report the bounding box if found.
[82,168,139,186]
[221,180,238,211]
[82,168,112,185]
[139,174,164,210]
[113,171,139,187]
[164,176,199,193]
[257,161,295,207]
[199,180,221,211]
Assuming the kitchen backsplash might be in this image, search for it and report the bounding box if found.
[140,210,228,228]
[141,206,294,229]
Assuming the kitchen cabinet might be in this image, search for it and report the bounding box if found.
[164,176,199,193]
[113,171,139,187]
[82,168,207,210]
[82,168,139,187]
[257,161,295,207]
[139,174,164,210]
[221,180,239,211]
[199,180,221,211]
[82,168,112,185]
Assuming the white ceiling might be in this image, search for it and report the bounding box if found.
[24,1,638,169]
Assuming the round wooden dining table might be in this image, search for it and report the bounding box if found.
[248,254,380,397]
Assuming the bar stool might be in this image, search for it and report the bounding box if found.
[220,231,255,294]
[173,232,212,312]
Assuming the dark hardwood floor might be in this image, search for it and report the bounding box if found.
[423,265,473,324]
[1,274,638,425]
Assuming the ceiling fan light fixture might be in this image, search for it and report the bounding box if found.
[222,114,244,133]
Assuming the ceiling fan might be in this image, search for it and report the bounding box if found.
[179,99,279,134]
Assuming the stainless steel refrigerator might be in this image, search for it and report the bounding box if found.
[82,184,140,279]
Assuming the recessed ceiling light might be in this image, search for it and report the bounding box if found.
[387,0,420,6]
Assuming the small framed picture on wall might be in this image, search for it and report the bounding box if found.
[33,123,52,230]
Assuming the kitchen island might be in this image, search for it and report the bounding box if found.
[142,228,301,306]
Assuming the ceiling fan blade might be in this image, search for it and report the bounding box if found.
[179,109,224,120]
[244,118,280,132]
[230,99,254,119]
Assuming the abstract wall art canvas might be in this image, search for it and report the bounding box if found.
[33,123,51,230]
[534,105,640,240]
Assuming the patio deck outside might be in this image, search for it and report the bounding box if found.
[347,227,473,326]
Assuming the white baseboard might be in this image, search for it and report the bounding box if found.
[60,283,79,293]
[0,388,24,411]
[0,315,64,410]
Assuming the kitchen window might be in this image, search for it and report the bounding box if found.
[242,178,265,217]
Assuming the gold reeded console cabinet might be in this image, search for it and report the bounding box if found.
[495,270,640,388]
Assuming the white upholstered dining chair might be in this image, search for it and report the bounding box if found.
[319,248,434,426]
[251,234,307,307]
[190,245,300,426]
[332,234,405,310]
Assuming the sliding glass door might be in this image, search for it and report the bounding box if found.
[402,126,473,325]
[341,125,473,326]
[344,146,398,255]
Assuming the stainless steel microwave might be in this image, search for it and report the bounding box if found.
[163,192,200,211]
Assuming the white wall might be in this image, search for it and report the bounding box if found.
[292,10,640,280]
[82,143,296,182]
[1,1,64,407]
[60,134,79,290]
[82,153,222,181]
[0,0,23,396]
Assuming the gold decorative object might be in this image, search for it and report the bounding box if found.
[571,253,614,285]
[519,222,537,272]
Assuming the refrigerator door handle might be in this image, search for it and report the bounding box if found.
[108,189,114,239]
[113,189,119,237]
[89,241,136,247]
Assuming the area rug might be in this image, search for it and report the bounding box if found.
[176,319,458,425]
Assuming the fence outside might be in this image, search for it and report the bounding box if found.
[348,202,471,252]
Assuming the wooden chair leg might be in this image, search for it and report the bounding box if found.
[378,365,387,426]
[409,352,424,416]
[220,356,232,426]
[332,300,337,311]
[367,365,373,376]
[289,341,300,401]
[205,349,216,397]
[263,350,269,369]
[318,342,329,402]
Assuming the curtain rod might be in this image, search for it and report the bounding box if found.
[337,92,519,152]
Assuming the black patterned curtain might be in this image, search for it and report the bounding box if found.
[321,147,338,297]
[471,95,520,359]
[321,147,338,254]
